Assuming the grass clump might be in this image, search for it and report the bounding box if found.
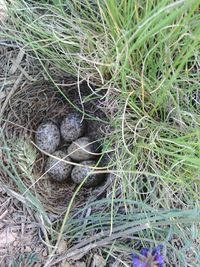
[1,0,200,266]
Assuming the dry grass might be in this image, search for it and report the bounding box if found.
[0,43,49,266]
[0,187,47,266]
[0,43,112,266]
[1,40,200,267]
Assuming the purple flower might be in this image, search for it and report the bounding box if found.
[132,245,164,267]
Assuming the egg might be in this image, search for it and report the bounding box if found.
[35,121,60,153]
[71,160,104,187]
[45,150,72,182]
[60,113,86,142]
[67,137,97,162]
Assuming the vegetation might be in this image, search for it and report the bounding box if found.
[0,0,200,266]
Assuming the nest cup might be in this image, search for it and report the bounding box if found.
[1,78,108,215]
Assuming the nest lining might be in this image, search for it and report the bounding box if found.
[1,77,109,216]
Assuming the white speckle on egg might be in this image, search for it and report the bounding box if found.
[35,121,60,153]
[45,150,72,182]
[60,113,86,142]
[71,160,104,187]
[68,137,97,162]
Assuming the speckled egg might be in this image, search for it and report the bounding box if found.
[60,113,86,142]
[67,137,97,162]
[45,150,72,182]
[71,160,104,187]
[35,121,60,153]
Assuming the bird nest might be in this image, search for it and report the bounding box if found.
[1,74,110,217]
